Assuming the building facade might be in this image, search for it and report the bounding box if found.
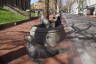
[32,0,62,13]
[0,0,30,10]
[32,1,45,10]
[84,0,96,15]
[70,0,96,15]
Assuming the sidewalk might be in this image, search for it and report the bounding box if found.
[63,13,96,64]
[0,19,40,64]
[0,16,82,64]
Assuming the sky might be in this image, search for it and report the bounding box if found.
[31,0,38,4]
[62,0,67,5]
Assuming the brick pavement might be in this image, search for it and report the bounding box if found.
[0,19,39,64]
[0,17,82,64]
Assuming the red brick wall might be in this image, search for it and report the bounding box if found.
[0,0,3,7]
[0,0,30,10]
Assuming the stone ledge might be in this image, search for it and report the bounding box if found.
[0,17,39,30]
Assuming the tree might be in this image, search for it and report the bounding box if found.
[45,0,49,19]
[78,0,84,13]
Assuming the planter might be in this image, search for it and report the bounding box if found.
[29,24,65,47]
[25,24,65,60]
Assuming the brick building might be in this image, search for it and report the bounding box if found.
[0,0,30,10]
[32,1,45,10]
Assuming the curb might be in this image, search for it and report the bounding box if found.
[0,17,39,30]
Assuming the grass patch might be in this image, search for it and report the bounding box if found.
[0,8,27,24]
[31,12,36,17]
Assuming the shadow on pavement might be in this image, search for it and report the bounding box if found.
[0,47,27,64]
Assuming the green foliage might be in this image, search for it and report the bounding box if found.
[31,12,36,16]
[0,8,27,24]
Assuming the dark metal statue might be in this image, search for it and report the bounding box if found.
[55,16,62,27]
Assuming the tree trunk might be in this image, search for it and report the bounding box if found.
[45,0,49,19]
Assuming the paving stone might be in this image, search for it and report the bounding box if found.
[63,13,96,64]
